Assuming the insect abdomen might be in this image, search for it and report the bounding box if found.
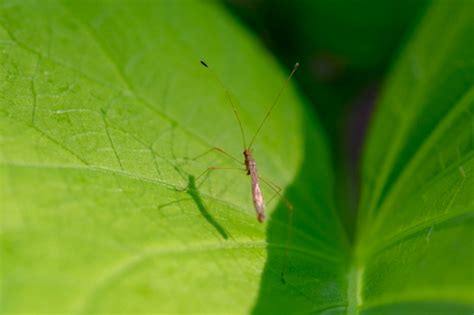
[249,159,265,222]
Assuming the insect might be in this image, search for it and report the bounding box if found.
[197,60,299,223]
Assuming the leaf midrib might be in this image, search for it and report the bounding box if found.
[1,159,345,265]
[362,6,471,226]
[371,87,474,235]
[359,290,474,312]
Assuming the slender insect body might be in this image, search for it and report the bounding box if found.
[244,149,265,222]
[200,60,298,223]
[199,59,298,283]
[243,149,253,175]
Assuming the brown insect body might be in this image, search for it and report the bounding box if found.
[200,60,299,223]
[244,149,265,222]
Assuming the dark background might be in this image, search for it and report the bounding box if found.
[223,0,430,236]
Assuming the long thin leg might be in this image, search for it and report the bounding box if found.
[281,205,294,284]
[195,166,246,189]
[258,176,293,210]
[257,176,294,284]
[192,147,243,166]
[158,198,190,209]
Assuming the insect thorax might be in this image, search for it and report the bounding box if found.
[243,149,257,175]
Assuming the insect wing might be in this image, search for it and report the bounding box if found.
[252,177,265,222]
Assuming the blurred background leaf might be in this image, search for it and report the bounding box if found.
[355,1,474,313]
[254,0,474,312]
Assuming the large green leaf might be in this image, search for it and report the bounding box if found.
[355,1,474,313]
[0,0,345,313]
[1,0,473,314]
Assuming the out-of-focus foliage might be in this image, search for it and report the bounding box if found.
[226,0,429,140]
[356,1,474,313]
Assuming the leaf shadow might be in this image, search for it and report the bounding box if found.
[151,123,231,240]
[159,150,231,241]
[186,174,229,240]
[252,121,349,314]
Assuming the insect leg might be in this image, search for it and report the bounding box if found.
[258,176,293,210]
[192,147,242,165]
[158,198,191,210]
[195,166,246,189]
[257,176,294,284]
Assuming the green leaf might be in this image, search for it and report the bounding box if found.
[1,0,473,314]
[0,0,343,313]
[355,1,474,313]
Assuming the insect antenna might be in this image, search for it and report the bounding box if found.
[248,62,299,149]
[200,60,247,149]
